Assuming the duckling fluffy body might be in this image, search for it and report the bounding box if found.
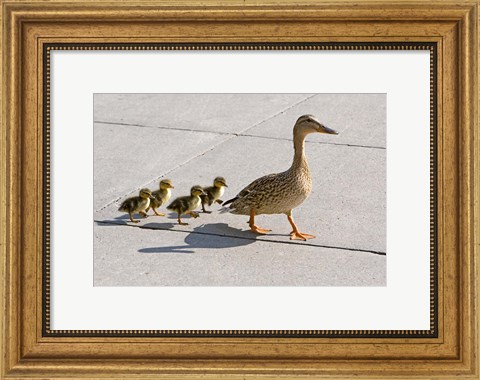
[167,185,205,225]
[118,188,154,223]
[200,176,228,213]
[149,179,174,216]
[223,115,338,240]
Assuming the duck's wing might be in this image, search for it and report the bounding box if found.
[238,173,279,196]
[118,197,136,212]
[222,173,279,209]
[152,188,168,203]
[200,186,216,205]
[167,196,190,212]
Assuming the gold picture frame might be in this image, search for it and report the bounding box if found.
[1,0,478,378]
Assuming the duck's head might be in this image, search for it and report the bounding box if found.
[191,185,206,197]
[294,114,338,136]
[160,179,174,190]
[214,177,228,188]
[139,188,154,199]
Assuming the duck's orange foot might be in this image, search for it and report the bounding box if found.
[250,225,271,235]
[290,231,316,241]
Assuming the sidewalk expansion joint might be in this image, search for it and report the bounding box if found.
[94,219,386,256]
[94,121,385,150]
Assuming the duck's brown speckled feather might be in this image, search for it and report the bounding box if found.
[226,165,312,215]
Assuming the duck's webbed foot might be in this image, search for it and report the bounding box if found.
[140,211,148,218]
[129,212,139,223]
[289,231,316,241]
[248,210,271,235]
[287,214,315,241]
[152,207,164,216]
[201,205,212,214]
[177,215,188,225]
[250,225,271,234]
[189,211,200,218]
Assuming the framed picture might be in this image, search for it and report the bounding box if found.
[1,0,478,378]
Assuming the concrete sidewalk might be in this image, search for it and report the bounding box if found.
[93,93,386,286]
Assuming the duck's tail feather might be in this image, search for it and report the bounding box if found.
[218,197,236,214]
[222,197,237,207]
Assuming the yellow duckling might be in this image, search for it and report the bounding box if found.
[148,179,174,216]
[200,176,228,213]
[167,185,205,225]
[118,188,155,223]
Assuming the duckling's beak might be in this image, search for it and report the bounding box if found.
[222,183,228,187]
[169,185,175,189]
[149,194,155,199]
[319,124,338,135]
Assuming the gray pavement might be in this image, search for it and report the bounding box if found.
[94,94,386,286]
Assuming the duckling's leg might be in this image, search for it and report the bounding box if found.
[201,203,212,214]
[129,212,139,223]
[177,213,188,226]
[286,212,315,241]
[248,210,271,234]
[152,207,165,216]
[188,211,200,218]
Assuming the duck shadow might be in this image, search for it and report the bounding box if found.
[138,223,257,254]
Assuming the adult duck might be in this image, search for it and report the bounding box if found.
[222,115,338,241]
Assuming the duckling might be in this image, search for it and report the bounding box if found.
[200,176,228,213]
[222,115,338,241]
[167,185,206,225]
[148,179,174,216]
[118,188,155,223]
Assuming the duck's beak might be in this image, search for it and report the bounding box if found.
[149,195,155,199]
[319,124,338,135]
[169,185,175,189]
[222,183,228,187]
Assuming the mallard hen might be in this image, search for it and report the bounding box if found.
[167,185,205,225]
[222,115,338,240]
[118,188,155,223]
[200,176,228,213]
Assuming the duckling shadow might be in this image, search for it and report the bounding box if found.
[96,218,129,226]
[114,214,130,220]
[142,222,176,230]
[138,223,256,254]
[164,212,196,221]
